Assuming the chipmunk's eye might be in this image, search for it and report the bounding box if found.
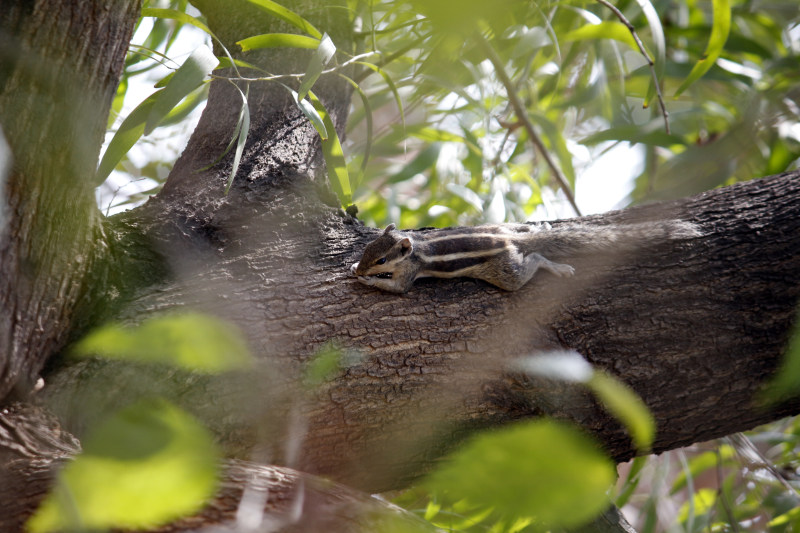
[376,257,386,265]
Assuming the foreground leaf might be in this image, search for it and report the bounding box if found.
[72,312,253,373]
[28,400,219,532]
[425,420,615,528]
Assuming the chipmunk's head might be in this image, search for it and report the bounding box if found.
[351,224,413,279]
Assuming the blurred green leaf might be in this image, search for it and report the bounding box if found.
[581,125,686,148]
[425,420,614,528]
[72,312,253,373]
[762,309,800,403]
[243,0,322,39]
[770,505,800,527]
[670,445,735,494]
[304,343,350,387]
[674,0,731,97]
[28,399,219,532]
[588,372,655,451]
[677,488,717,524]
[353,61,405,132]
[564,21,638,50]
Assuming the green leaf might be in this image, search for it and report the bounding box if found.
[225,84,251,194]
[384,144,442,185]
[215,56,261,72]
[670,445,735,494]
[677,488,717,523]
[288,87,327,139]
[588,372,655,451]
[563,21,638,50]
[339,73,373,183]
[411,127,480,154]
[108,76,127,129]
[615,455,648,507]
[353,61,405,133]
[425,420,615,528]
[27,400,219,532]
[159,83,209,128]
[72,312,253,373]
[674,0,731,97]
[446,183,484,213]
[243,0,322,39]
[762,308,800,403]
[237,33,320,52]
[308,91,351,205]
[145,45,217,135]
[297,33,336,102]
[581,125,686,148]
[303,343,353,387]
[95,91,160,185]
[141,7,213,36]
[770,505,800,527]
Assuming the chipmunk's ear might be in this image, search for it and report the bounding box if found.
[399,238,412,252]
[384,223,396,234]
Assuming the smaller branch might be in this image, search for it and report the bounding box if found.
[212,51,381,84]
[595,0,670,135]
[479,36,582,217]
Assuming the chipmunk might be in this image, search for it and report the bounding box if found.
[350,221,700,293]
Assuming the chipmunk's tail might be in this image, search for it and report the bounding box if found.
[523,220,702,258]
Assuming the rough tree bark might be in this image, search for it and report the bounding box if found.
[2,0,800,530]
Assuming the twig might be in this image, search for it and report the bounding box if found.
[212,51,382,84]
[478,36,582,217]
[595,0,670,135]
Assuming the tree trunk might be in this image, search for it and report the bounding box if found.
[0,0,140,400]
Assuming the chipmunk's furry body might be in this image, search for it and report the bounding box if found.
[350,221,700,293]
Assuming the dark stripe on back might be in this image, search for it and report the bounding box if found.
[427,236,507,255]
[426,255,490,273]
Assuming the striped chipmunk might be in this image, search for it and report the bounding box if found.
[350,221,701,293]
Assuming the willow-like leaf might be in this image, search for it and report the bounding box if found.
[243,0,322,38]
[237,33,320,52]
[297,33,335,101]
[309,91,351,205]
[145,45,217,135]
[674,0,731,97]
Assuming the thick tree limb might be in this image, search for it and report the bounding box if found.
[45,171,800,496]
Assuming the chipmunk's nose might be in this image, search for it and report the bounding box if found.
[350,262,359,275]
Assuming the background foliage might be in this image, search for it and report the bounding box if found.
[64,0,800,530]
